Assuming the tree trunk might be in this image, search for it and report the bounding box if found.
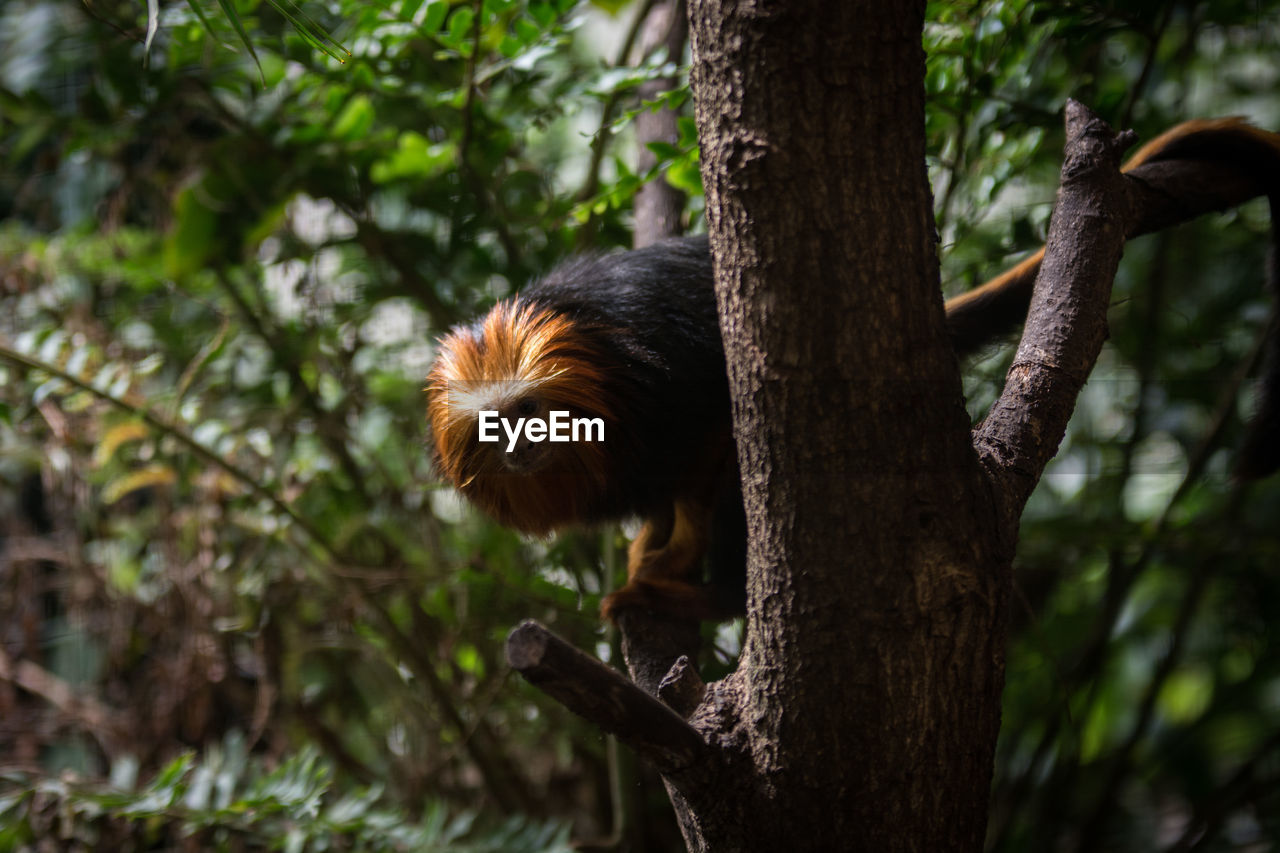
[510,5,1146,851]
[685,1,1010,848]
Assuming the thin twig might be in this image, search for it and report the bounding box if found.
[575,0,662,205]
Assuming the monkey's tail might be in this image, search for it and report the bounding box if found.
[943,118,1280,478]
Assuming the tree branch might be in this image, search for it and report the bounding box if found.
[975,101,1137,519]
[633,0,689,249]
[947,154,1276,356]
[575,0,662,206]
[0,645,121,758]
[506,620,708,775]
[0,337,339,561]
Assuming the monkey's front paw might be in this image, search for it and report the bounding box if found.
[600,578,717,622]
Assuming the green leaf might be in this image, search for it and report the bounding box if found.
[182,0,229,48]
[665,154,703,196]
[423,0,448,31]
[677,115,699,147]
[1158,666,1214,724]
[446,6,475,49]
[164,182,219,278]
[401,0,427,22]
[644,140,682,162]
[214,0,265,83]
[370,132,457,182]
[263,0,351,63]
[332,95,375,141]
[151,753,194,794]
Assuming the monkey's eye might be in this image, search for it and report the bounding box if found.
[515,397,539,417]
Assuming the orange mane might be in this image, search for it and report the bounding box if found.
[425,300,625,533]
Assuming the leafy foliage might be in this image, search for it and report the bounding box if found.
[2,0,1280,849]
[925,4,1280,850]
[1,0,670,845]
[0,739,572,851]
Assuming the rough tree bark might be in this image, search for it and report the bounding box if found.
[682,2,1008,848]
[505,3,1256,851]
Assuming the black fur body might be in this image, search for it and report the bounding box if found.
[514,234,734,520]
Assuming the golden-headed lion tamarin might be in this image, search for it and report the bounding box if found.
[426,118,1280,620]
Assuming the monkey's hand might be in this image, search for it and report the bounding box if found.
[600,498,717,621]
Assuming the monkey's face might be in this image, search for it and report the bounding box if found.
[438,378,554,474]
[425,300,619,533]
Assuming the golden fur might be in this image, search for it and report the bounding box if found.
[426,300,623,534]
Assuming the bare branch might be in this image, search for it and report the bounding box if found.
[634,0,689,248]
[975,101,1137,518]
[506,620,708,774]
[948,137,1277,356]
[0,646,120,757]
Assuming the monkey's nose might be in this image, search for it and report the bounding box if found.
[501,435,550,473]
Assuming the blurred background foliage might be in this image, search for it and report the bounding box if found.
[0,0,1278,849]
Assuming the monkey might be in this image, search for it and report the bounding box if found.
[427,238,743,618]
[425,118,1280,621]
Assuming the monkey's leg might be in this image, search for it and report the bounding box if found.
[600,496,716,620]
